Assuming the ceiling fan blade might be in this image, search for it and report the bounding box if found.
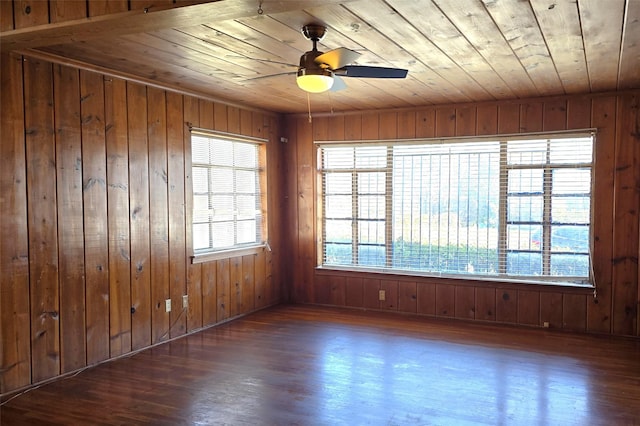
[334,66,408,78]
[315,47,360,70]
[330,75,347,92]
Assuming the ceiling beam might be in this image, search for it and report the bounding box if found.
[1,0,354,53]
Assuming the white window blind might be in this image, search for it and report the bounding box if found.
[318,132,594,285]
[192,131,266,254]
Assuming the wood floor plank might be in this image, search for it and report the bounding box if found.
[2,305,639,425]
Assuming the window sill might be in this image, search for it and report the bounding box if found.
[315,265,595,293]
[192,244,268,264]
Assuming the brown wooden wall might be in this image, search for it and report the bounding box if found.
[0,52,284,395]
[0,0,201,31]
[283,93,640,338]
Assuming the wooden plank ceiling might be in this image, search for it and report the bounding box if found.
[3,0,639,114]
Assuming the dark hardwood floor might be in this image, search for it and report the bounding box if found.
[2,304,640,425]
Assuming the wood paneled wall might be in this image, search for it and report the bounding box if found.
[0,52,284,395]
[284,93,640,338]
[0,0,195,31]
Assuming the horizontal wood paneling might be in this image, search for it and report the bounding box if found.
[289,92,640,338]
[0,54,284,395]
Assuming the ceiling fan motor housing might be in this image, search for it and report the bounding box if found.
[301,24,327,42]
[298,49,332,78]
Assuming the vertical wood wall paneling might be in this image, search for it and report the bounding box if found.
[314,274,330,305]
[415,109,435,138]
[435,284,455,317]
[127,82,152,350]
[266,115,279,305]
[283,116,297,302]
[540,292,563,328]
[363,278,381,309]
[0,52,31,393]
[345,276,364,308]
[397,110,416,139]
[199,99,213,129]
[344,113,363,140]
[266,241,276,305]
[329,275,346,306]
[104,76,132,357]
[496,289,518,323]
[498,104,520,134]
[227,106,240,134]
[398,281,417,313]
[229,256,242,317]
[475,287,496,321]
[54,64,86,373]
[240,108,252,137]
[297,116,315,303]
[455,106,477,136]
[147,87,170,344]
[563,293,587,331]
[24,57,60,383]
[379,112,397,139]
[88,0,128,17]
[543,99,568,131]
[520,102,543,132]
[167,91,187,337]
[567,96,592,129]
[216,258,230,321]
[361,113,380,140]
[416,282,436,316]
[435,107,456,137]
[254,249,266,309]
[517,290,540,326]
[49,0,86,23]
[128,0,174,10]
[588,96,616,334]
[612,94,640,336]
[454,286,475,319]
[1,54,287,394]
[476,105,498,135]
[1,0,15,30]
[13,0,49,29]
[184,96,201,332]
[213,102,228,132]
[241,254,255,313]
[201,261,217,326]
[252,111,265,139]
[80,70,110,365]
[380,280,398,311]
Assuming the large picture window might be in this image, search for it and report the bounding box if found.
[192,131,267,256]
[318,132,594,286]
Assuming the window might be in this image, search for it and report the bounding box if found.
[318,132,594,286]
[191,131,267,256]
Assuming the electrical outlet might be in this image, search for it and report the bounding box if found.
[165,299,171,313]
[182,295,188,309]
[379,290,386,301]
[543,321,550,328]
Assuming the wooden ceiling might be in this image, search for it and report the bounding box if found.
[3,0,639,114]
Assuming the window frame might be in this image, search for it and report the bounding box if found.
[316,130,596,288]
[190,128,268,264]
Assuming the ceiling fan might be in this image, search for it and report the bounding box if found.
[247,24,409,94]
[296,24,408,93]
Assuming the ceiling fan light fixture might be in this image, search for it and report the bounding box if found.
[296,68,334,93]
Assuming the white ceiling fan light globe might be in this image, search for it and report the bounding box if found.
[296,73,334,93]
